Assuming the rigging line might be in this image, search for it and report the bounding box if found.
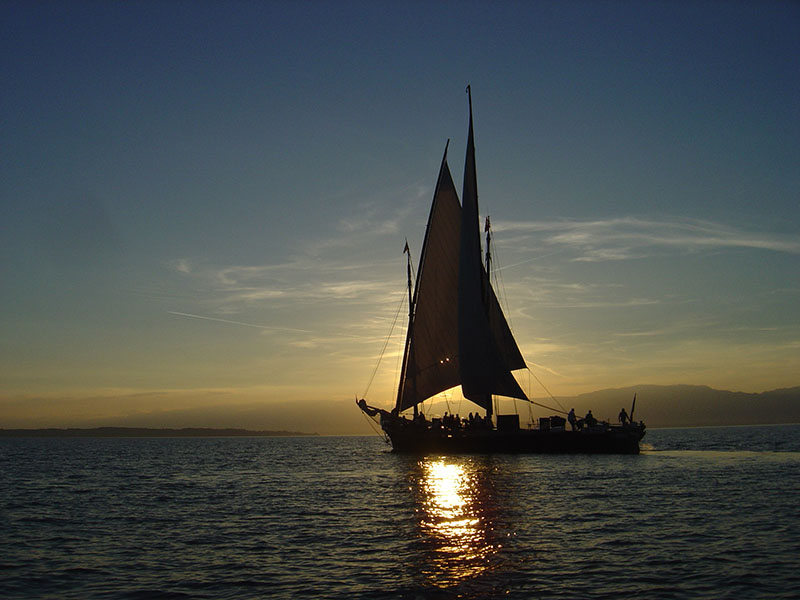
[359,409,389,443]
[527,371,535,424]
[442,390,452,415]
[391,326,404,410]
[526,366,568,413]
[362,288,407,399]
[525,398,568,415]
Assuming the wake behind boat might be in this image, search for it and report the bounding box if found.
[358,88,645,454]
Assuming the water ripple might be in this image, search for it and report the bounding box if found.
[1,428,799,598]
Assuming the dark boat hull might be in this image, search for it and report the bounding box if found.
[384,423,646,455]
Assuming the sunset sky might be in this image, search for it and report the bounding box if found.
[2,1,798,432]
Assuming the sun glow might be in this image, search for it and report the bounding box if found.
[417,459,497,587]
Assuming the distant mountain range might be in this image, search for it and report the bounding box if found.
[547,385,800,428]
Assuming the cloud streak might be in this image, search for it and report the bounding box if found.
[494,217,800,262]
[167,311,312,333]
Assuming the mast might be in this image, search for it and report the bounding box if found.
[395,239,417,416]
[406,243,416,416]
[484,215,494,418]
[484,215,492,305]
[458,85,528,416]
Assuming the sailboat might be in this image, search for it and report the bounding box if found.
[358,88,646,454]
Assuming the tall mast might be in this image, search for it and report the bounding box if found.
[484,215,492,301]
[458,85,528,417]
[460,84,491,418]
[395,240,417,415]
[484,215,494,418]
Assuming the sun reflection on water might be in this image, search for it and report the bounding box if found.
[415,458,497,588]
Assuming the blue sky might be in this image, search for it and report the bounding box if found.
[1,1,798,431]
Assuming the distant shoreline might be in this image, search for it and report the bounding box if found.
[0,427,317,438]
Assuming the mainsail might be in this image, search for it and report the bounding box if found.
[397,146,461,412]
[397,88,528,413]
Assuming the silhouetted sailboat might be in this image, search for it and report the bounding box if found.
[358,88,646,454]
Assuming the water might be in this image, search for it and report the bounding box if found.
[1,425,799,599]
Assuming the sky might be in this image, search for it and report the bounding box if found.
[1,1,798,433]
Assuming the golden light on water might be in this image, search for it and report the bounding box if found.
[416,458,497,587]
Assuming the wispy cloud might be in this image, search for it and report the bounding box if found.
[507,278,659,310]
[494,217,800,262]
[171,258,193,274]
[161,182,434,327]
[167,311,312,333]
[526,361,564,378]
[167,253,401,306]
[336,203,414,236]
[333,180,429,239]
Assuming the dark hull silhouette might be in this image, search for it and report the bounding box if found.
[383,419,646,454]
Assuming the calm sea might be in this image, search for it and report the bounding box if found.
[1,425,799,599]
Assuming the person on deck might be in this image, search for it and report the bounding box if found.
[619,408,629,425]
[585,410,597,428]
[568,408,577,431]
